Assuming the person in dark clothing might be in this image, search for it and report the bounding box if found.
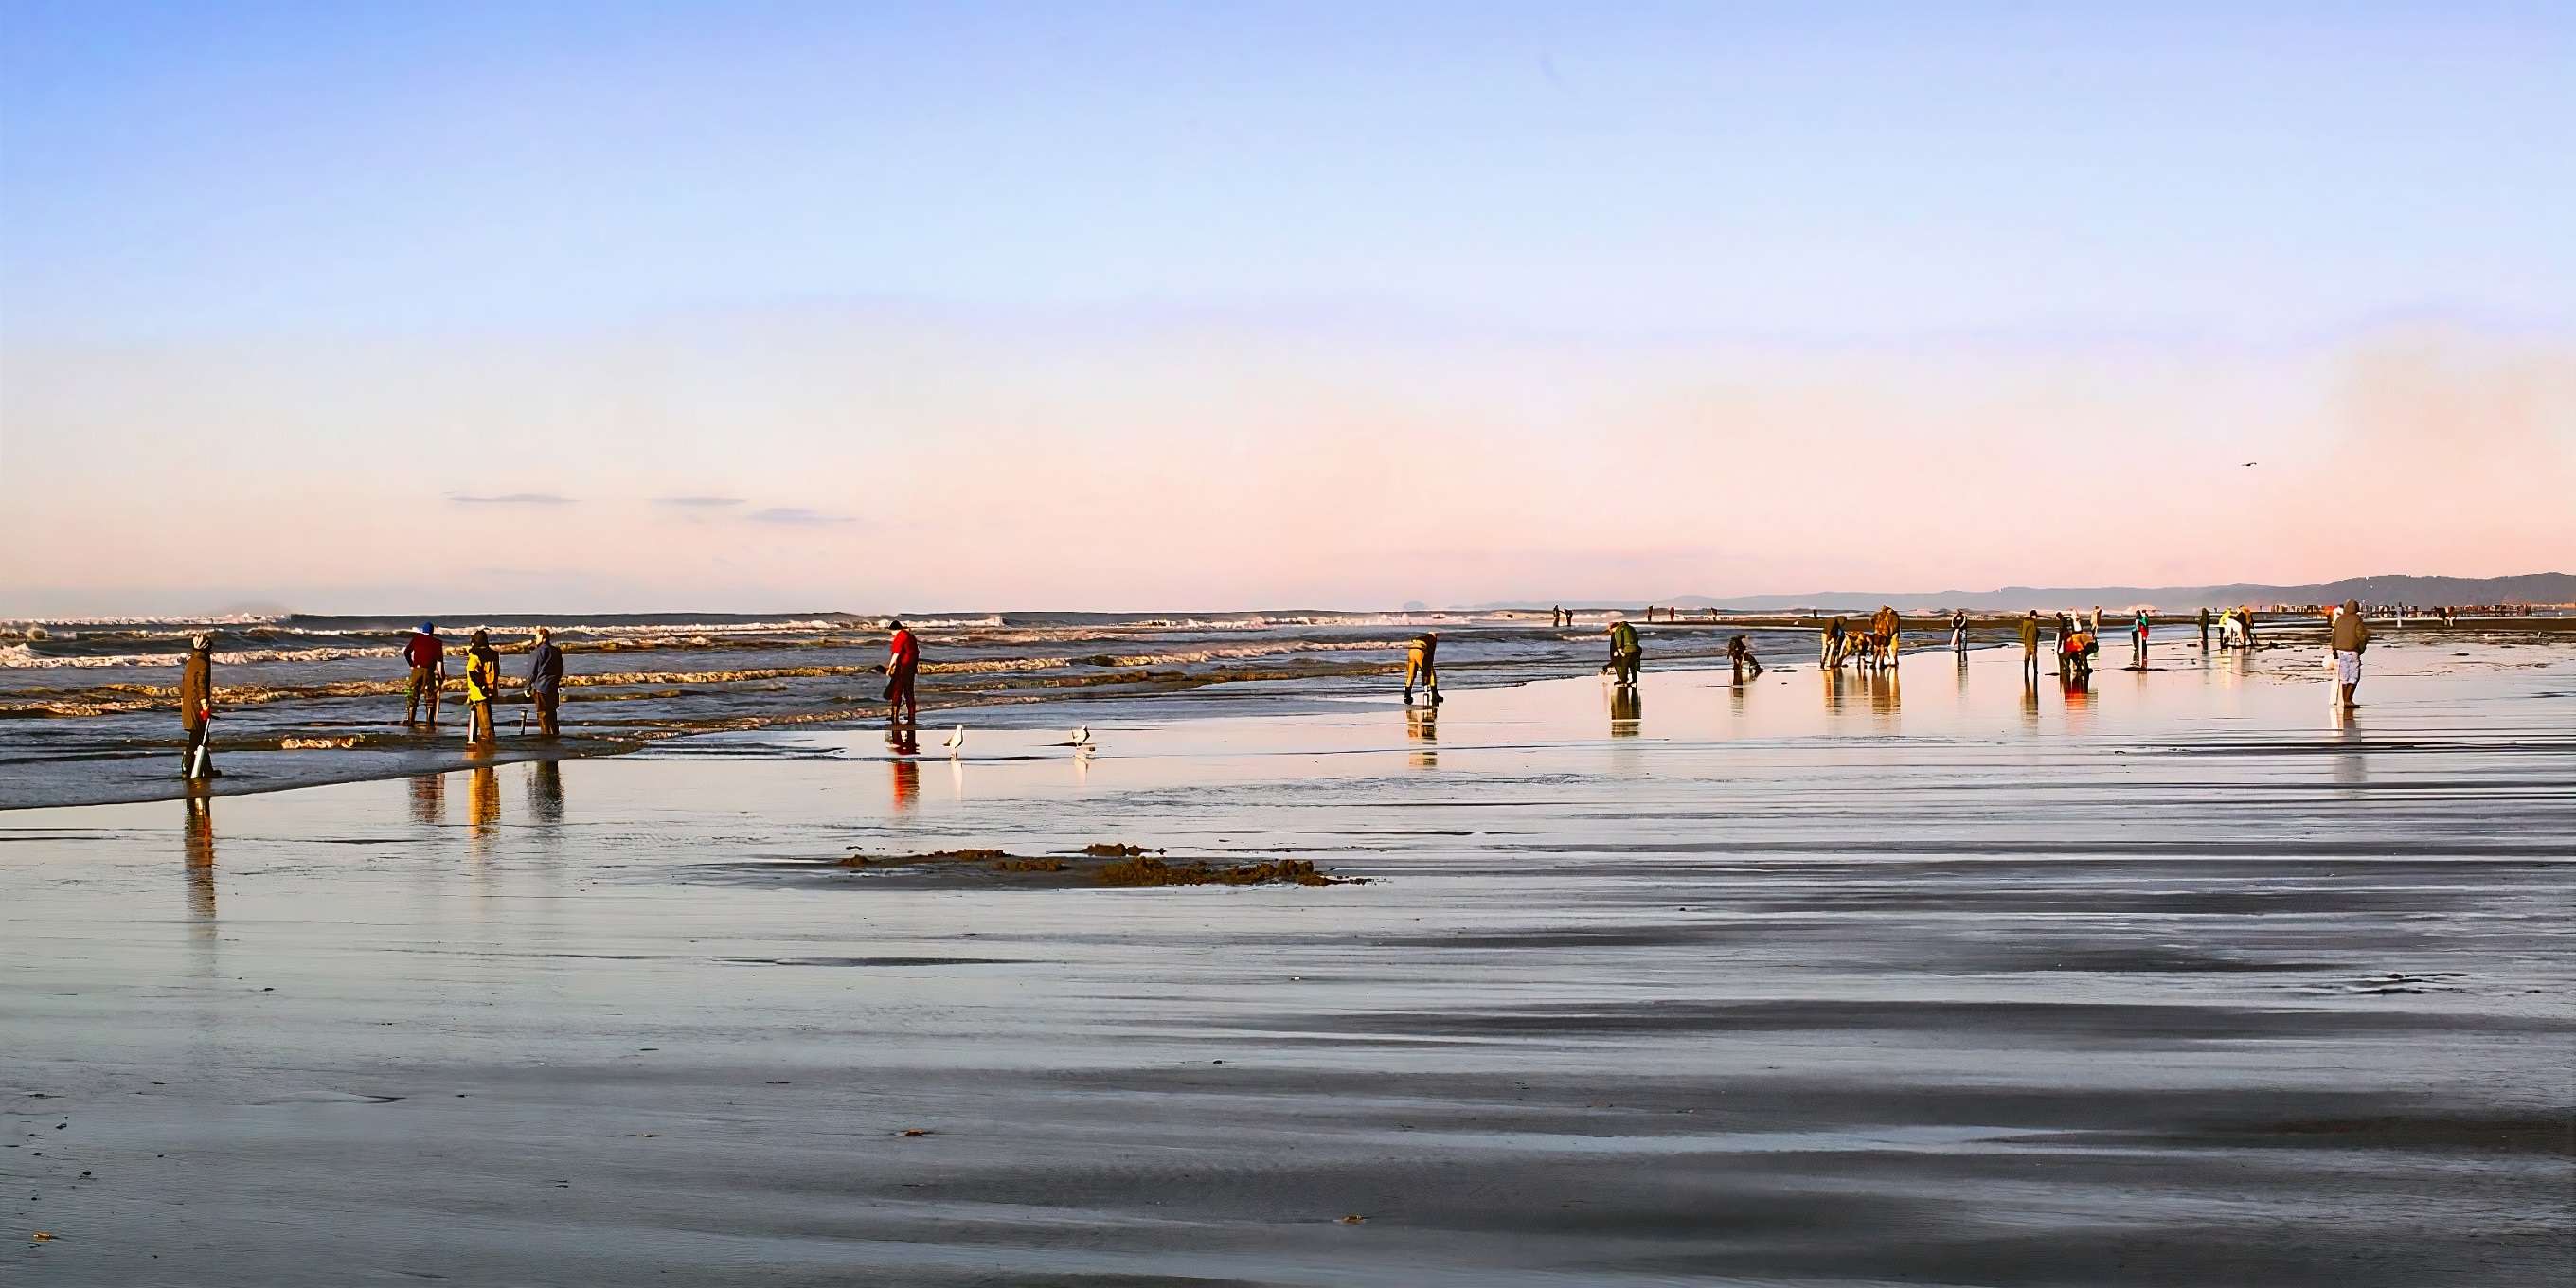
[1606,617,1641,686]
[1727,634,1763,680]
[525,626,565,737]
[180,634,218,778]
[402,621,444,724]
[2196,606,2211,651]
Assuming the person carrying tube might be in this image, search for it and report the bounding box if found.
[179,634,218,779]
[463,630,500,743]
[1404,631,1440,706]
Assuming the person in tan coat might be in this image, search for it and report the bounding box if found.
[179,634,218,778]
[2330,599,2371,708]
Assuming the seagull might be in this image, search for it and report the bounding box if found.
[2243,461,2258,467]
[943,725,964,757]
[1070,725,1092,749]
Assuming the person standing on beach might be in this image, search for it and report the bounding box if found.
[1950,609,1968,653]
[2330,599,2370,708]
[402,621,444,724]
[2196,607,2211,651]
[2018,611,2041,679]
[2089,605,2102,634]
[463,630,500,743]
[1606,617,1641,686]
[885,619,921,724]
[2133,610,2151,667]
[525,627,565,737]
[1404,630,1440,706]
[179,634,218,778]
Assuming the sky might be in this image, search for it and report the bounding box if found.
[3,0,2571,615]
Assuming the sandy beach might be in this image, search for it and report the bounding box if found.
[5,635,2570,1284]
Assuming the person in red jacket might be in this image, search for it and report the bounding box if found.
[402,621,445,724]
[885,619,921,724]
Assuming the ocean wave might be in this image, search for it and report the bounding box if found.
[0,643,406,670]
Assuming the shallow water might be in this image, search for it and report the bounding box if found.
[4,638,2570,1284]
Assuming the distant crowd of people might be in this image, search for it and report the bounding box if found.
[165,593,2506,780]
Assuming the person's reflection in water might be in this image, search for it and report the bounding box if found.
[527,760,564,826]
[184,792,217,921]
[2331,706,2367,797]
[1821,667,1849,714]
[1868,670,1901,719]
[888,725,921,810]
[467,764,501,856]
[2020,671,2042,730]
[408,773,445,827]
[1406,704,1439,769]
[892,759,921,808]
[1609,683,1643,736]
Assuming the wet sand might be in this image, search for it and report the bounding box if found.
[4,639,2571,1284]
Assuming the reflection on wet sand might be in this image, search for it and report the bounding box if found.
[467,764,501,856]
[2020,674,2041,728]
[528,760,564,825]
[183,793,216,921]
[407,772,444,826]
[2333,707,2368,797]
[1867,670,1900,722]
[1406,705,1438,768]
[1608,683,1642,736]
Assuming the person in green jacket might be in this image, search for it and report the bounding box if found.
[1605,617,1641,687]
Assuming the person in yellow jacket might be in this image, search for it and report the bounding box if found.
[463,630,501,743]
[1404,631,1440,706]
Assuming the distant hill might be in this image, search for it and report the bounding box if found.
[1461,572,2576,613]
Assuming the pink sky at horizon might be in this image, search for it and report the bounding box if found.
[7,308,2569,617]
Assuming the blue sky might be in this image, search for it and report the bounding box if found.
[5,2,2571,614]
[7,0,2568,342]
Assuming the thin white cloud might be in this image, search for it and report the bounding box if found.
[449,492,576,505]
[747,507,851,525]
[652,495,745,507]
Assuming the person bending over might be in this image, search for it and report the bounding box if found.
[1404,631,1440,705]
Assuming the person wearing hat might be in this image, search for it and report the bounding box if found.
[402,620,446,724]
[463,630,501,743]
[2330,599,2370,708]
[179,634,219,778]
[525,626,566,737]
